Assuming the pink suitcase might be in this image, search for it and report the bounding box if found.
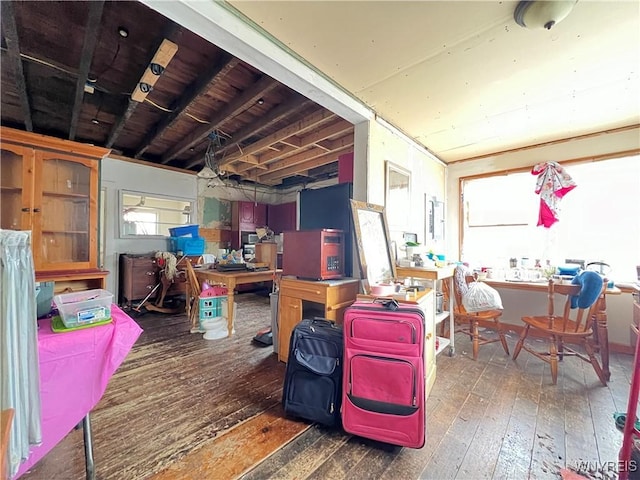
[341,298,426,448]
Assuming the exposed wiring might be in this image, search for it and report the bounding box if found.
[144,98,173,113]
[185,112,209,124]
[91,42,121,82]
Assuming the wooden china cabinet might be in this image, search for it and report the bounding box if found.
[0,127,110,293]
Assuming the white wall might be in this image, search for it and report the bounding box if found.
[446,126,640,349]
[367,119,446,251]
[101,158,197,295]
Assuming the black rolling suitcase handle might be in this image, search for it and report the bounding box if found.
[373,298,400,311]
[309,317,339,329]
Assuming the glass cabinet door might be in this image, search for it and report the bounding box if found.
[35,151,97,270]
[0,145,33,231]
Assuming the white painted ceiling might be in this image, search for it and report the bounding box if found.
[228,1,640,163]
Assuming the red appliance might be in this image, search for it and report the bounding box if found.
[283,229,345,280]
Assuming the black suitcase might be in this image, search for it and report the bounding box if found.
[282,317,343,426]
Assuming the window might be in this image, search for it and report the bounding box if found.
[461,155,640,280]
[119,191,193,238]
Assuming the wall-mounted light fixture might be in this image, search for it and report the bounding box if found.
[514,0,578,30]
[131,38,178,103]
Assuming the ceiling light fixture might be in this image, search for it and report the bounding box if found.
[196,166,217,179]
[117,26,129,38]
[256,98,265,105]
[514,0,578,30]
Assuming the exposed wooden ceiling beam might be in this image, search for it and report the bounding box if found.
[1,0,32,131]
[234,119,353,173]
[106,24,179,148]
[135,55,240,158]
[162,75,279,163]
[183,95,312,169]
[258,146,353,183]
[220,109,335,167]
[256,142,353,181]
[69,0,104,141]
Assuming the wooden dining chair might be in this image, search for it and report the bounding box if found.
[451,266,510,360]
[512,274,607,385]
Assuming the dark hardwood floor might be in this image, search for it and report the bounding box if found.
[20,293,633,480]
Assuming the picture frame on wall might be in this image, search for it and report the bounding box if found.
[385,161,411,231]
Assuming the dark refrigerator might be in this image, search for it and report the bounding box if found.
[299,182,353,277]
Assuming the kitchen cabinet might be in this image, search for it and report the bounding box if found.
[277,277,359,362]
[267,202,296,234]
[1,127,110,290]
[231,201,267,249]
[234,201,267,231]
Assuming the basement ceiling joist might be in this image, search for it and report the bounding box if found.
[0,1,353,188]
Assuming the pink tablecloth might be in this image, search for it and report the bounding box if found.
[15,305,142,478]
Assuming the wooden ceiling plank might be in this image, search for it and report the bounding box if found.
[184,95,313,169]
[314,141,332,152]
[136,55,240,158]
[258,119,352,165]
[69,0,105,141]
[235,119,354,173]
[1,0,33,131]
[260,142,353,179]
[219,109,336,166]
[239,154,259,165]
[106,24,179,148]
[327,134,355,150]
[235,145,297,173]
[258,146,353,183]
[279,137,303,148]
[241,162,268,171]
[162,75,279,162]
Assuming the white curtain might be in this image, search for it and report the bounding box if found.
[0,230,42,478]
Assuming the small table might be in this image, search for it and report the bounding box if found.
[194,268,282,336]
[485,278,621,381]
[16,305,142,479]
[395,265,456,356]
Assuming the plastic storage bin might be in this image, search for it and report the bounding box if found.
[53,289,113,328]
[169,224,199,238]
[170,236,205,255]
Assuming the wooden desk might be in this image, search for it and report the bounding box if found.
[486,278,621,381]
[194,268,281,336]
[278,277,360,362]
[395,265,456,355]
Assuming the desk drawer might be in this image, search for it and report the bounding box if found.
[280,282,327,304]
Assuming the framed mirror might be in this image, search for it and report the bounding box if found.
[385,161,411,231]
[350,200,397,294]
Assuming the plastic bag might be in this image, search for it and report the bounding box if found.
[462,281,503,312]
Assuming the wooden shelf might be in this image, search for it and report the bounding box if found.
[42,230,89,235]
[42,191,90,199]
